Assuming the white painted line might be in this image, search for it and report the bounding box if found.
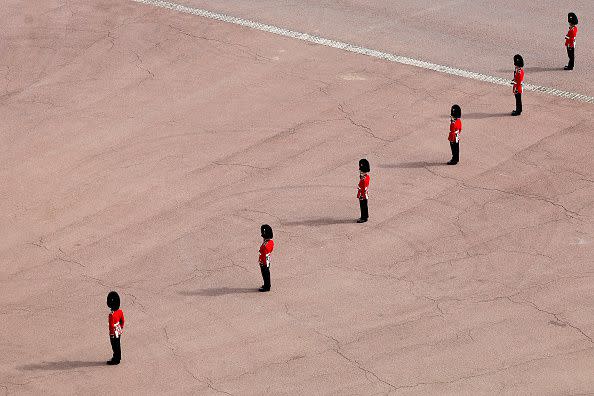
[133,0,594,104]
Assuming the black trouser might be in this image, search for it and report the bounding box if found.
[110,336,121,362]
[359,199,368,220]
[449,142,459,163]
[515,93,522,114]
[567,46,575,69]
[260,265,271,289]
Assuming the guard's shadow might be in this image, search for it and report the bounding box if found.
[283,218,355,226]
[180,287,258,296]
[20,361,106,371]
[463,112,510,119]
[380,161,446,169]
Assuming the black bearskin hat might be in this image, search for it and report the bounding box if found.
[568,12,578,25]
[107,291,120,311]
[359,158,370,173]
[261,224,273,239]
[514,54,524,68]
[451,104,461,119]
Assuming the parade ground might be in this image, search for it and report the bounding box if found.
[2,0,593,394]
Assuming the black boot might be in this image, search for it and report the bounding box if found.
[358,199,368,223]
[565,47,574,70]
[512,93,522,116]
[259,266,271,292]
[447,142,459,164]
[108,336,121,365]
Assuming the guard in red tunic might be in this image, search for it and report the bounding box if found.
[448,104,462,165]
[565,13,578,70]
[357,159,370,223]
[512,54,524,116]
[107,291,125,365]
[258,224,274,292]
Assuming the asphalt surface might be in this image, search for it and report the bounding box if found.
[1,1,593,394]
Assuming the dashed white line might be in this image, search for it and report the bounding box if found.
[133,0,594,104]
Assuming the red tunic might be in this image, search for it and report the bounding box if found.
[513,67,524,94]
[448,118,462,143]
[259,239,274,267]
[565,26,578,48]
[108,309,125,337]
[357,174,370,200]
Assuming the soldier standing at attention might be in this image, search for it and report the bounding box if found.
[357,159,370,223]
[106,291,125,365]
[565,13,578,70]
[258,224,274,292]
[448,105,462,165]
[512,54,524,116]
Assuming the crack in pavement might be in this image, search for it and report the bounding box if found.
[526,273,594,292]
[29,237,49,251]
[421,164,460,182]
[327,263,402,281]
[81,274,111,288]
[315,330,398,392]
[213,161,271,170]
[17,97,64,109]
[168,24,273,62]
[162,326,203,383]
[226,257,249,272]
[515,155,594,186]
[164,271,200,288]
[106,30,116,49]
[283,303,299,321]
[162,327,233,395]
[131,50,155,78]
[121,291,147,314]
[461,328,475,342]
[56,255,85,268]
[460,183,581,220]
[422,295,447,316]
[388,345,594,392]
[337,103,393,143]
[346,313,445,349]
[499,248,554,262]
[474,293,593,344]
[365,330,476,366]
[26,240,86,270]
[414,166,582,222]
[507,297,593,344]
[327,251,493,312]
[198,118,342,176]
[0,305,56,317]
[235,354,307,380]
[374,160,579,231]
[204,377,233,396]
[469,217,565,252]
